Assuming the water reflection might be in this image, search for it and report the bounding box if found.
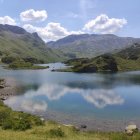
[5,83,124,114]
[82,89,124,108]
[21,100,48,113]
[1,64,140,122]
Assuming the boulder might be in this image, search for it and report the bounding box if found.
[80,124,87,129]
[0,97,7,101]
[0,79,6,88]
[125,125,138,136]
[126,130,134,136]
[0,85,5,88]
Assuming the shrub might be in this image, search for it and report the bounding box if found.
[46,128,65,138]
[0,109,10,125]
[18,113,44,126]
[32,117,44,126]
[9,60,33,69]
[1,56,18,64]
[12,119,31,131]
[0,51,2,56]
[23,57,44,64]
[1,119,13,130]
[0,102,44,131]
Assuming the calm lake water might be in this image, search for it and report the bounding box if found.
[1,63,140,131]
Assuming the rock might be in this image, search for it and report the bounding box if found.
[0,85,5,88]
[80,125,87,129]
[0,97,7,101]
[63,124,74,127]
[40,117,45,122]
[0,79,6,88]
[58,125,61,129]
[126,130,134,136]
[125,125,138,136]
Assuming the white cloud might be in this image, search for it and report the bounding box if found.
[20,9,48,22]
[83,14,127,34]
[19,11,127,42]
[23,23,84,42]
[0,16,16,25]
[23,24,37,33]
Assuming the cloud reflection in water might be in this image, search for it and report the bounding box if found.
[5,84,124,113]
[21,100,47,113]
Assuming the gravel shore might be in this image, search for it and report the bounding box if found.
[0,78,19,100]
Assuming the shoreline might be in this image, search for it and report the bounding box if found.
[1,78,140,132]
[30,110,140,132]
[0,78,19,100]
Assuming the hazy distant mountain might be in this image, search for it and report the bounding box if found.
[47,34,140,58]
[0,24,67,63]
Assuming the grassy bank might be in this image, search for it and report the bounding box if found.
[0,121,140,140]
[0,101,44,131]
[0,101,140,140]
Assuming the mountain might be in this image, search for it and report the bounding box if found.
[59,43,140,73]
[0,24,67,63]
[47,34,140,58]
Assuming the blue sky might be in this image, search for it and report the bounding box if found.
[0,0,140,42]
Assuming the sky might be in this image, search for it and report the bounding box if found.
[0,0,140,42]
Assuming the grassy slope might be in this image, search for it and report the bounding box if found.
[115,57,140,71]
[0,122,140,140]
[0,31,67,63]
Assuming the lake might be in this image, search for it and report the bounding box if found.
[1,63,140,131]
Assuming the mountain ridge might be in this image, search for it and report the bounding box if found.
[0,24,67,63]
[47,34,140,58]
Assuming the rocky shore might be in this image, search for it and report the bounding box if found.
[0,78,19,101]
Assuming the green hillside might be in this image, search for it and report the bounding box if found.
[60,43,140,73]
[0,24,67,63]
